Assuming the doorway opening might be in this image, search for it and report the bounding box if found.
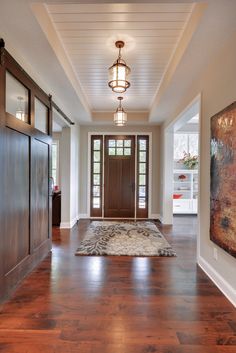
[89,133,151,219]
[173,115,199,215]
[161,94,201,226]
[161,94,201,257]
[51,108,70,228]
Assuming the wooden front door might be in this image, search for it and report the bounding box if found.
[104,135,135,218]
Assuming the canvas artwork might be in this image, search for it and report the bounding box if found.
[210,102,236,258]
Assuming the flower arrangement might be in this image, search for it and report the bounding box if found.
[178,152,198,169]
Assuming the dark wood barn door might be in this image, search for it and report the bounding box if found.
[104,135,135,218]
[0,43,52,302]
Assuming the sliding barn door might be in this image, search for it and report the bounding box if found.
[0,44,52,302]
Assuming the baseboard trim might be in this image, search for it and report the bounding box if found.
[60,217,78,229]
[150,213,160,220]
[158,215,173,225]
[78,213,89,220]
[78,214,161,221]
[198,256,236,308]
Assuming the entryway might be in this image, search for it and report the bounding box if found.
[90,134,150,219]
[104,135,135,218]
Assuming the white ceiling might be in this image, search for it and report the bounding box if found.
[45,3,194,112]
[1,1,236,125]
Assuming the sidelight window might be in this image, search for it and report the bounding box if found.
[137,136,149,217]
[91,136,103,217]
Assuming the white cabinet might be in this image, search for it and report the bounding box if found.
[173,169,198,214]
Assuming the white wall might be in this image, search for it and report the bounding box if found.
[52,132,62,187]
[160,32,236,306]
[79,125,161,218]
[70,124,80,224]
[60,127,71,226]
[60,124,80,228]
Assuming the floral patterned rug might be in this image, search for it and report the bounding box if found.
[75,221,176,257]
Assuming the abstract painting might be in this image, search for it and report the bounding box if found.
[210,102,236,258]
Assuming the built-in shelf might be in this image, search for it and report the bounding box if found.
[173,169,198,214]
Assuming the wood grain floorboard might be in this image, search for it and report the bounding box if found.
[0,215,235,353]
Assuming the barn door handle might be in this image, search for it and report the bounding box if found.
[131,182,135,192]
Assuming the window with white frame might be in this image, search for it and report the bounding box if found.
[174,133,198,160]
[52,141,59,186]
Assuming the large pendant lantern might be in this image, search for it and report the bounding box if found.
[114,97,127,126]
[108,41,131,93]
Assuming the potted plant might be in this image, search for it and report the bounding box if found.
[178,152,198,169]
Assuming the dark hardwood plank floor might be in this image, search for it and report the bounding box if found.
[0,216,235,353]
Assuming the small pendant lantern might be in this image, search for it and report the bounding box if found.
[108,41,131,93]
[114,97,127,126]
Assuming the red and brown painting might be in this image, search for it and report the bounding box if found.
[210,102,236,258]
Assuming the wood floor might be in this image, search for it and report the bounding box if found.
[0,216,235,353]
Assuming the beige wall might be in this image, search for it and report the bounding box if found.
[160,32,236,303]
[79,125,160,216]
[52,132,62,187]
[53,125,80,228]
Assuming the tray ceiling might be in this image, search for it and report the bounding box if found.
[44,3,194,112]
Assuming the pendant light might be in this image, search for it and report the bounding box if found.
[114,97,127,126]
[16,96,26,121]
[108,41,131,93]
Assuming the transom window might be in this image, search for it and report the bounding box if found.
[108,139,131,156]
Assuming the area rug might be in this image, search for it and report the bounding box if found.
[75,221,176,257]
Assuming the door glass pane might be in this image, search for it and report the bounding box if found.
[109,139,116,147]
[93,197,100,208]
[93,186,100,197]
[93,174,100,185]
[139,151,146,162]
[139,198,146,208]
[35,97,48,134]
[93,139,101,150]
[116,140,123,147]
[94,151,100,162]
[117,148,123,155]
[6,71,29,123]
[139,175,146,185]
[91,136,102,215]
[124,148,131,156]
[93,162,100,173]
[139,163,146,174]
[139,139,146,151]
[109,148,115,155]
[124,140,131,147]
[139,186,146,197]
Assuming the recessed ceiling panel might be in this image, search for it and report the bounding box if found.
[46,3,194,112]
